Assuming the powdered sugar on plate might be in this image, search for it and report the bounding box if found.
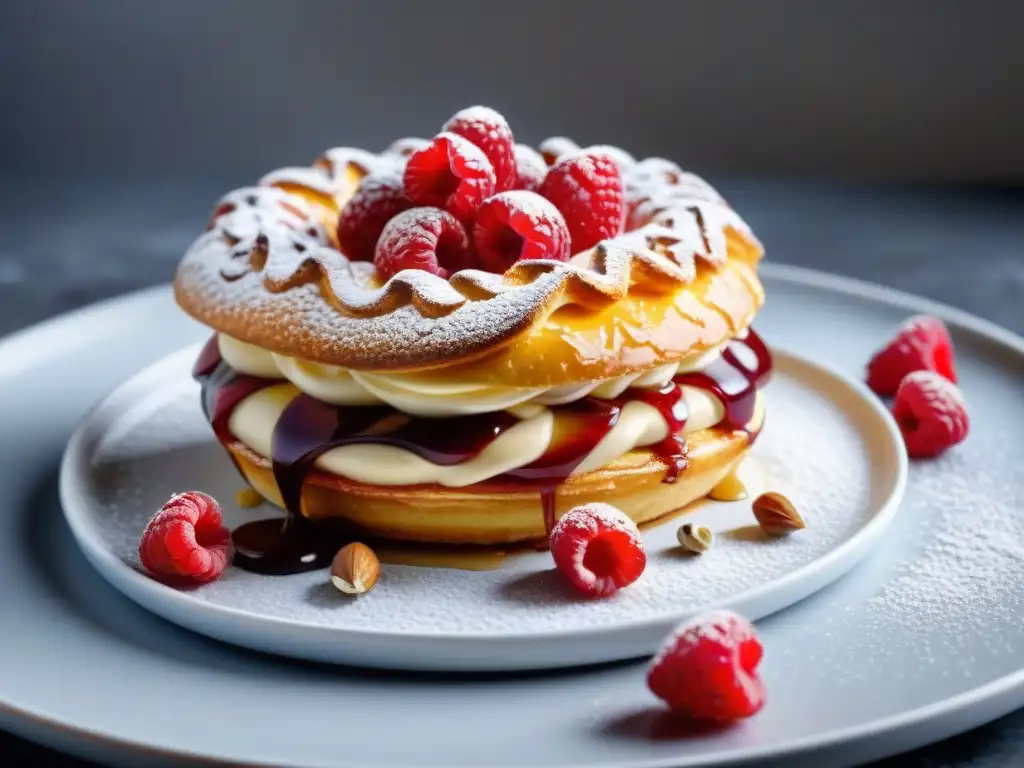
[867,442,1024,636]
[65,344,902,642]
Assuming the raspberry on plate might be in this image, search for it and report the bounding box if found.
[539,150,625,253]
[138,491,231,584]
[442,106,517,192]
[647,609,765,721]
[892,371,969,458]
[404,132,497,221]
[512,144,547,192]
[472,191,571,273]
[866,315,958,396]
[548,503,646,598]
[336,172,412,262]
[374,207,472,280]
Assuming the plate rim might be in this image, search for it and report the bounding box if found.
[0,263,1022,767]
[56,341,907,651]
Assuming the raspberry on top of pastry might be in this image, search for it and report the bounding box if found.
[174,106,771,573]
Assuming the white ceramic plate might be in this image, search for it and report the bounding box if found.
[58,342,907,671]
[0,265,1022,767]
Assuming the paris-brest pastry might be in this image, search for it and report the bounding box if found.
[174,107,771,573]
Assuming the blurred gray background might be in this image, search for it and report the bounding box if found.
[1,3,1024,766]
[1,0,1022,183]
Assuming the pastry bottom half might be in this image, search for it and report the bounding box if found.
[223,407,763,545]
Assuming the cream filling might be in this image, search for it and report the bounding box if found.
[217,334,726,418]
[227,384,749,488]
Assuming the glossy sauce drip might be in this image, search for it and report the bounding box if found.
[501,398,622,532]
[676,328,773,432]
[626,383,690,483]
[194,328,772,575]
[499,386,689,530]
[228,394,525,575]
[272,395,520,515]
[194,338,329,575]
[708,467,748,501]
[193,337,276,468]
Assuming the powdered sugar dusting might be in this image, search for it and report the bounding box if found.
[650,609,755,668]
[538,136,580,165]
[867,442,1024,637]
[496,189,562,221]
[75,350,894,636]
[258,167,337,198]
[624,158,754,266]
[435,131,491,172]
[553,502,641,539]
[316,146,396,179]
[176,134,760,369]
[384,137,430,158]
[550,502,643,571]
[894,371,969,457]
[549,503,643,596]
[899,369,967,410]
[583,144,637,171]
[446,105,507,125]
[512,144,547,191]
[374,207,470,280]
[176,166,752,368]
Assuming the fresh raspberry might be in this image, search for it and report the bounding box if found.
[374,207,472,280]
[472,191,571,273]
[583,144,636,171]
[336,172,412,261]
[866,315,958,396]
[384,137,430,158]
[538,136,580,166]
[403,132,497,221]
[539,150,625,252]
[647,609,765,721]
[548,503,646,598]
[138,491,231,584]
[442,106,517,192]
[513,144,547,191]
[892,371,969,458]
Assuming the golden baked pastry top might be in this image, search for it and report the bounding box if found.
[174,145,765,378]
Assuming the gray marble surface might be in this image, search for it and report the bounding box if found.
[0,176,1021,766]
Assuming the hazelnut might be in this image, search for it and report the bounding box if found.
[752,492,806,536]
[331,542,381,595]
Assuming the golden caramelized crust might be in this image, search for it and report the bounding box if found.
[226,419,758,545]
[173,148,765,377]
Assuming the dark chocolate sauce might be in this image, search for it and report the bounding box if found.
[271,394,521,513]
[193,336,276,460]
[193,329,773,575]
[193,337,327,575]
[230,516,338,575]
